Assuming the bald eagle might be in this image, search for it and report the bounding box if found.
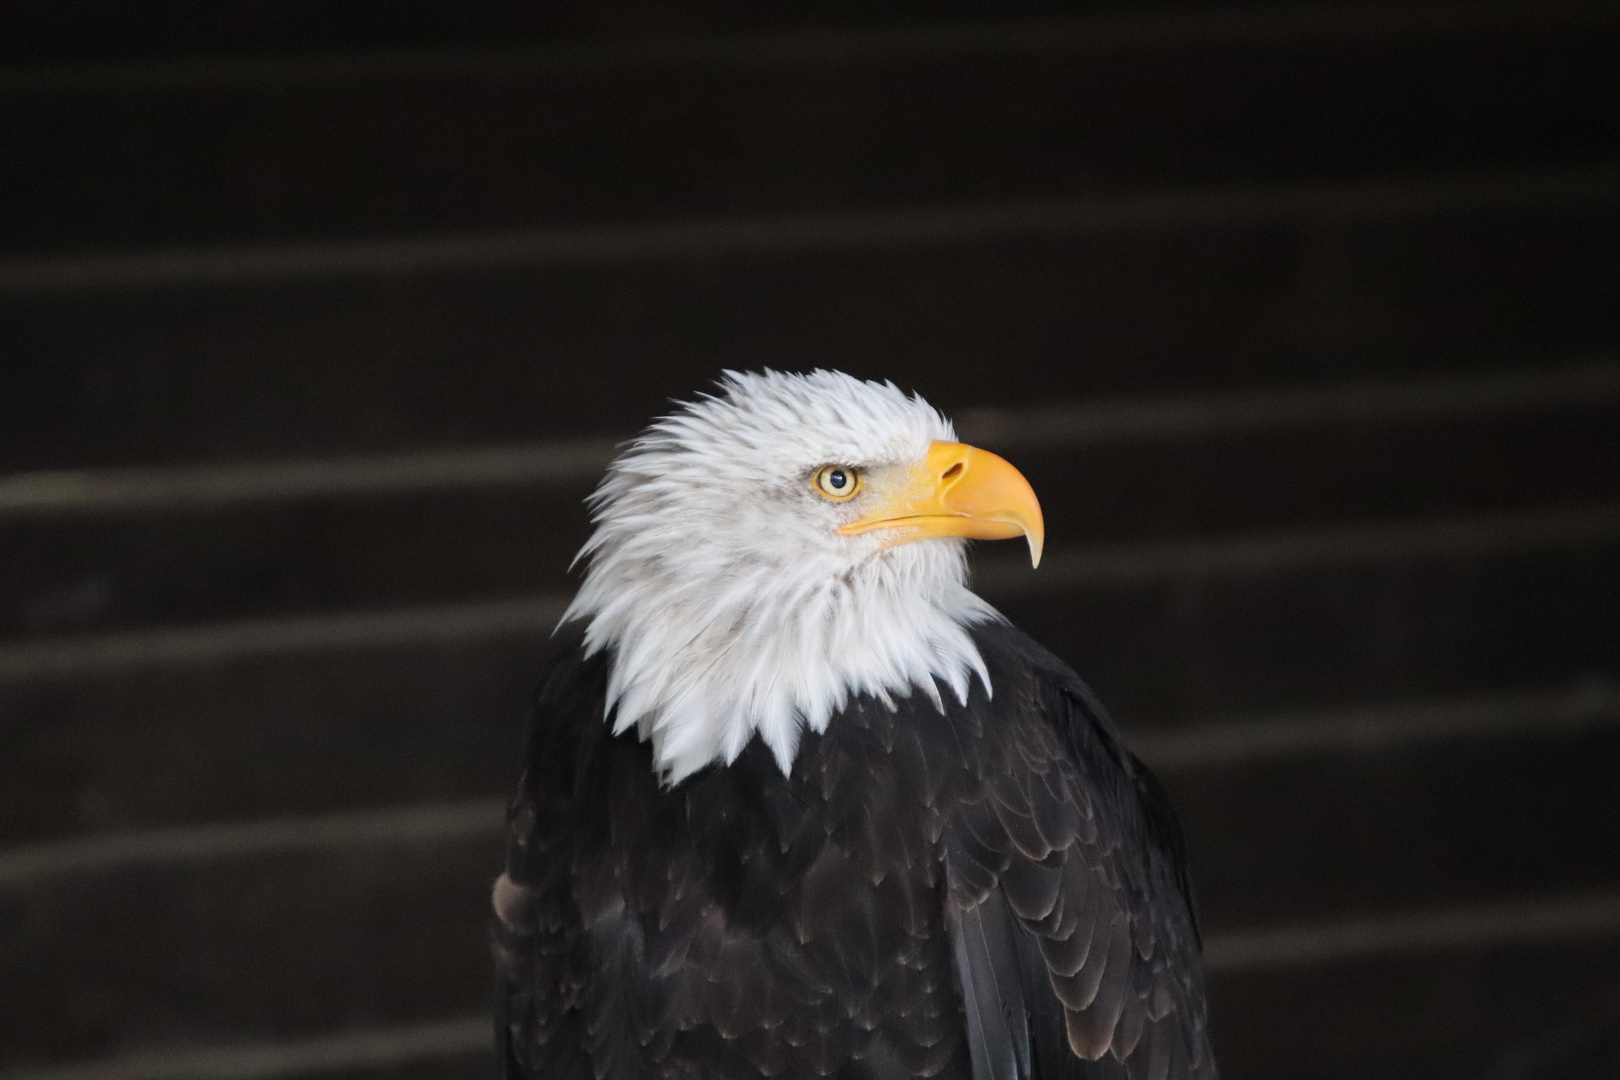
[493,371,1216,1080]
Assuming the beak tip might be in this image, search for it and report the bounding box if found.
[1028,534,1043,569]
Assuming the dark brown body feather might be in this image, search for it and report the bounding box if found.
[494,621,1216,1079]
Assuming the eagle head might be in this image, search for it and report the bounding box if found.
[562,370,1043,782]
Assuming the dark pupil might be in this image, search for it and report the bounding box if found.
[828,469,847,490]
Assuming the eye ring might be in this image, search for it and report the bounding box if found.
[812,465,862,501]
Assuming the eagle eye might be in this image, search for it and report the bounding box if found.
[812,465,862,501]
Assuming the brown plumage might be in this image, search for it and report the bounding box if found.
[494,621,1216,1079]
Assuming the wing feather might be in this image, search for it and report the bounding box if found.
[949,889,1032,1080]
[945,626,1217,1080]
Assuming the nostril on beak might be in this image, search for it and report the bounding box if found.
[941,462,965,483]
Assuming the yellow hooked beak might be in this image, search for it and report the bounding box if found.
[837,441,1044,567]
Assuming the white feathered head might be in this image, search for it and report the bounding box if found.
[564,370,1043,782]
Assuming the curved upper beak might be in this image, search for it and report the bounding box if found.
[837,441,1044,567]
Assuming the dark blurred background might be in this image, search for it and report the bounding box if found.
[3,2,1620,1078]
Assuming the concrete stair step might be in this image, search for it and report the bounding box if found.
[7,183,1618,471]
[1176,721,1620,928]
[1011,530,1620,728]
[4,4,1616,254]
[11,925,1616,1080]
[1,0,1243,65]
[0,830,500,1072]
[2,519,1616,844]
[1211,929,1620,1080]
[3,729,1617,1073]
[4,379,1618,638]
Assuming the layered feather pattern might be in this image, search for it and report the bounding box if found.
[495,624,1216,1079]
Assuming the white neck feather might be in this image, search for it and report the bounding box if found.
[564,534,999,783]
